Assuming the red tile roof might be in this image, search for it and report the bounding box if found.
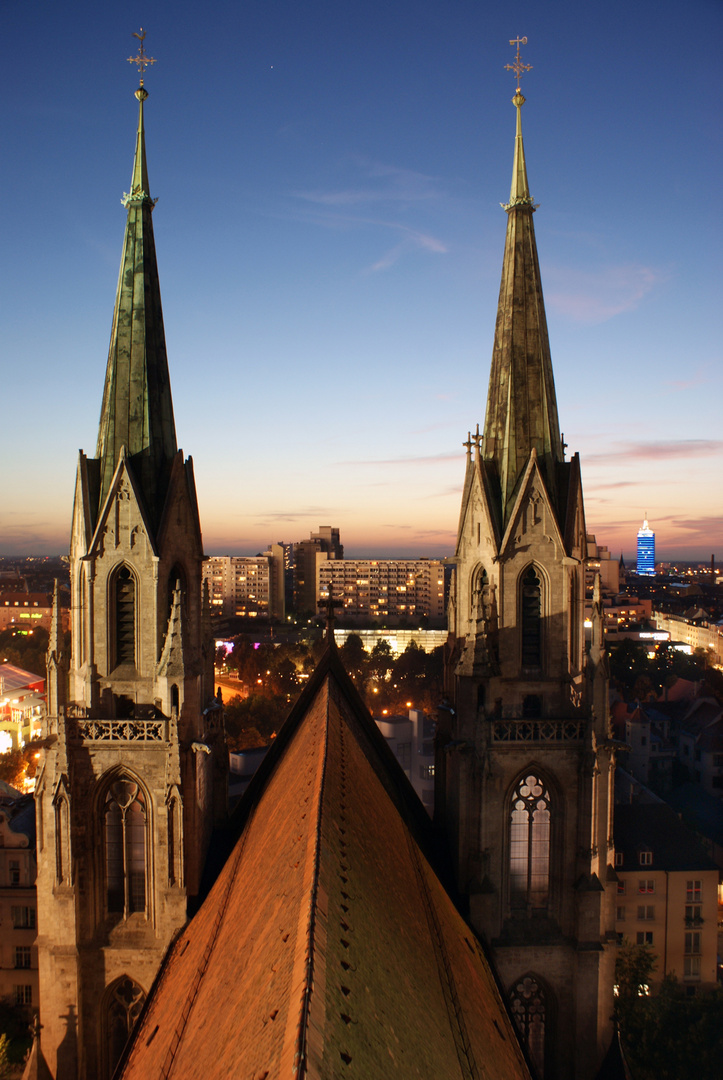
[118,647,531,1080]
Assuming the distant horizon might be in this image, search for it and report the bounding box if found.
[1,543,720,567]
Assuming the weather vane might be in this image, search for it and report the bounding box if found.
[505,36,532,94]
[127,29,156,86]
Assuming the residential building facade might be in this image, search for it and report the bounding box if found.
[203,551,285,622]
[318,558,446,626]
[614,804,718,990]
[0,795,37,1013]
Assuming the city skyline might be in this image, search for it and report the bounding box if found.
[2,1,721,563]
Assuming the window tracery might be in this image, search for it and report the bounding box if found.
[104,779,146,916]
[510,974,547,1077]
[106,976,145,1079]
[510,773,551,909]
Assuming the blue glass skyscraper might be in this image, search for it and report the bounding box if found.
[637,517,655,575]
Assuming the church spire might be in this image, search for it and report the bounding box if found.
[95,78,177,527]
[481,75,563,528]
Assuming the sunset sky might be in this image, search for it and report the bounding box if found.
[2,0,721,562]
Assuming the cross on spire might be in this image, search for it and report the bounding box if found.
[505,36,532,94]
[127,28,156,86]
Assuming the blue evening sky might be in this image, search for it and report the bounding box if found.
[1,0,721,562]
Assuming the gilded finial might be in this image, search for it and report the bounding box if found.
[127,28,156,94]
[505,36,532,100]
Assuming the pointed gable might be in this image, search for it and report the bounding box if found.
[117,647,532,1080]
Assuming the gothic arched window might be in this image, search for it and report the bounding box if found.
[521,567,542,670]
[105,976,145,1079]
[114,566,136,667]
[510,773,551,910]
[104,779,146,917]
[510,974,548,1078]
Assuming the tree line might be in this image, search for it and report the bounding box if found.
[218,633,445,750]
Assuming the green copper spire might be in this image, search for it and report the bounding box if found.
[95,84,177,525]
[481,89,562,527]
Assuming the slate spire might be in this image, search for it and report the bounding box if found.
[481,90,562,527]
[95,84,177,524]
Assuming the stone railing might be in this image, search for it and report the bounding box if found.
[68,717,167,743]
[491,718,586,743]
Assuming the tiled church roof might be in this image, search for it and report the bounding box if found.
[117,645,532,1079]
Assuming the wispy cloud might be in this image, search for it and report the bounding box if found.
[254,506,336,525]
[545,263,666,323]
[294,158,441,208]
[585,439,723,465]
[341,450,462,467]
[368,227,447,272]
[663,366,711,393]
[292,157,448,271]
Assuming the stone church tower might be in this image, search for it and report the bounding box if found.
[35,82,226,1080]
[438,84,617,1080]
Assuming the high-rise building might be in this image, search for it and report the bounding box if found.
[292,526,343,614]
[203,551,285,621]
[439,77,616,1079]
[318,558,445,625]
[36,81,226,1080]
[636,517,656,575]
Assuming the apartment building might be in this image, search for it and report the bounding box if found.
[654,611,723,667]
[318,558,446,627]
[614,803,719,990]
[0,794,38,1012]
[203,550,285,621]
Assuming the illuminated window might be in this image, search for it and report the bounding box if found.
[510,774,551,909]
[510,974,548,1078]
[104,779,146,917]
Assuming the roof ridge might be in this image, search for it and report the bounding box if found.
[294,679,331,1079]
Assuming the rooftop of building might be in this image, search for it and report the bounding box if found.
[614,803,718,873]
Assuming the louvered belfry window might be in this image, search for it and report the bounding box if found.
[115,566,136,666]
[521,567,542,669]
